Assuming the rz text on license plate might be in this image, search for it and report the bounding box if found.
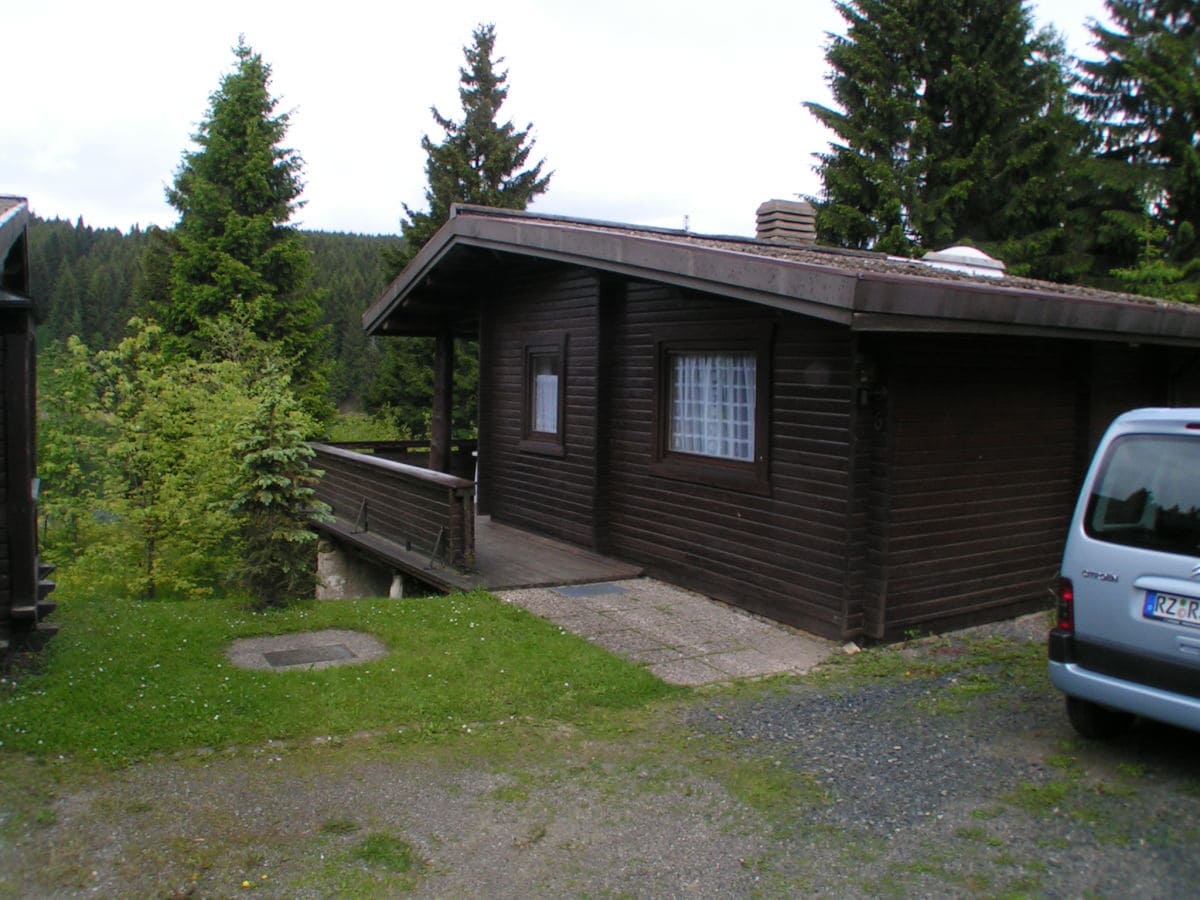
[1143,591,1200,628]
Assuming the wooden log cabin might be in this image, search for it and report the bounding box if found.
[321,202,1200,641]
[0,196,55,651]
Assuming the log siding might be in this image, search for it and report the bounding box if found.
[604,282,856,635]
[481,268,600,547]
[871,337,1081,637]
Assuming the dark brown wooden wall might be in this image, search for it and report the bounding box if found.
[473,261,1200,642]
[603,282,857,637]
[1087,342,1170,453]
[871,336,1083,637]
[0,317,37,641]
[480,268,600,547]
[0,326,9,636]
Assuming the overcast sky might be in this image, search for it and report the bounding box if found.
[7,0,1111,238]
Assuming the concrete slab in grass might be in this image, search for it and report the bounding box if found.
[226,629,387,672]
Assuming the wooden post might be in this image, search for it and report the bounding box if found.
[430,324,454,473]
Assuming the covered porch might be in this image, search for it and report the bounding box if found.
[309,441,640,595]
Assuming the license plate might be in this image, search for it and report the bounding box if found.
[1143,591,1200,628]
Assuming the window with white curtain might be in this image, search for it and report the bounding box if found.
[669,352,756,461]
[521,335,567,457]
[531,354,559,434]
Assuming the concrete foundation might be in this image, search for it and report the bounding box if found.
[316,539,394,600]
[316,539,433,600]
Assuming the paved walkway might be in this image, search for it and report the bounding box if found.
[498,577,834,686]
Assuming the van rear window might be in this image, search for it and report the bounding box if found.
[1086,434,1200,556]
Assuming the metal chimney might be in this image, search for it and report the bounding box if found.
[755,199,817,245]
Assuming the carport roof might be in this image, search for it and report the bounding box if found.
[365,204,1200,346]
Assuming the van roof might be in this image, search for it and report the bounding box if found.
[1112,408,1200,428]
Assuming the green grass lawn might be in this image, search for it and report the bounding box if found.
[1,592,680,766]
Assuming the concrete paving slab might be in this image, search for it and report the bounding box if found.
[555,609,627,635]
[649,656,729,686]
[590,628,673,657]
[702,648,792,678]
[498,577,835,686]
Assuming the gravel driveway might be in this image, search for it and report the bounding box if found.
[5,613,1199,897]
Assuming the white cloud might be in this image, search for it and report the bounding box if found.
[6,0,1110,237]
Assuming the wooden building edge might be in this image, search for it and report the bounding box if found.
[360,203,1200,642]
[0,196,56,652]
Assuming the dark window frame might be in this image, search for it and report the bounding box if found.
[651,323,771,495]
[519,331,567,458]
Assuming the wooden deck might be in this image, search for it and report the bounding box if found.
[319,514,642,594]
[310,441,641,594]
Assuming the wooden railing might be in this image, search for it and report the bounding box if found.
[309,442,476,570]
[323,439,477,481]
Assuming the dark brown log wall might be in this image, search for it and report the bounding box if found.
[1086,342,1171,453]
[603,281,857,637]
[481,268,600,547]
[873,336,1082,637]
[1,319,38,641]
[849,336,889,638]
[0,327,9,637]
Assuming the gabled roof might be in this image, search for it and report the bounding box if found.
[365,205,1200,346]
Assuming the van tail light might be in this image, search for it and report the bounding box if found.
[1056,577,1075,634]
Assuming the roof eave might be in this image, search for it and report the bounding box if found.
[850,272,1200,344]
[364,207,1200,346]
[365,212,861,333]
[362,216,464,334]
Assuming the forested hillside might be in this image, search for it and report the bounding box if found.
[28,217,396,409]
[27,218,149,350]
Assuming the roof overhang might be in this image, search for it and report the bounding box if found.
[0,196,31,301]
[0,197,29,257]
[364,205,1200,346]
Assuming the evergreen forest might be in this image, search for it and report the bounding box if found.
[28,218,393,412]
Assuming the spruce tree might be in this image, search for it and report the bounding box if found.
[152,37,330,414]
[1079,0,1200,299]
[373,23,551,437]
[230,362,328,610]
[386,22,551,273]
[805,0,1090,275]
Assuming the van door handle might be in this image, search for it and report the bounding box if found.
[1178,637,1200,657]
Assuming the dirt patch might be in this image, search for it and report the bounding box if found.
[225,629,388,671]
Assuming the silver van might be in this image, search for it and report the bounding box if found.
[1049,408,1200,738]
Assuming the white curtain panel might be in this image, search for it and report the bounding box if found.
[670,353,755,461]
[534,371,558,433]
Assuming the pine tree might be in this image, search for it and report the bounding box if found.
[1079,0,1200,299]
[386,22,551,273]
[805,0,1089,273]
[151,37,331,414]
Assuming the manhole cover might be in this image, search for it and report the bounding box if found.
[263,644,355,668]
[225,629,388,671]
[555,582,629,598]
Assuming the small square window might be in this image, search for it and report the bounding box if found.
[519,333,567,457]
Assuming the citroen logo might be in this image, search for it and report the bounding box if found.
[1192,563,1200,580]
